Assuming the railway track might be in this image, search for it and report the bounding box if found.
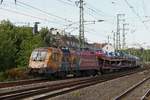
[0,67,148,100]
[141,89,150,100]
[0,78,48,88]
[114,75,150,100]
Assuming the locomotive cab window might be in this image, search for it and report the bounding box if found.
[31,50,47,61]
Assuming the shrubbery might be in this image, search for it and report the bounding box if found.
[0,67,29,81]
[0,20,46,73]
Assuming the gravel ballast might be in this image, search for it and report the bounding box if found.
[50,70,150,100]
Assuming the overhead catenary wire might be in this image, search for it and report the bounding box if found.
[123,0,149,31]
[17,0,72,23]
[18,0,114,30]
[84,10,98,20]
[0,0,115,44]
[84,3,116,25]
[0,0,80,32]
[0,1,72,25]
[55,0,75,7]
[0,0,117,43]
[2,1,70,27]
[85,6,110,18]
[142,0,147,17]
[0,7,63,25]
[55,0,115,25]
[85,2,115,18]
[66,0,74,3]
[58,0,116,43]
[84,9,115,25]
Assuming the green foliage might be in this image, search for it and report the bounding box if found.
[39,28,58,47]
[0,67,28,81]
[40,27,49,39]
[16,34,44,67]
[0,72,8,81]
[0,20,45,72]
[0,20,17,71]
[122,48,150,62]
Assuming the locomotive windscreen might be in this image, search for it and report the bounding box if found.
[31,50,47,61]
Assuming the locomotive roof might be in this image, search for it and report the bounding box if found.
[33,47,60,51]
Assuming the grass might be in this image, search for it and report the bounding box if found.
[0,67,29,82]
[0,72,7,82]
[72,91,81,97]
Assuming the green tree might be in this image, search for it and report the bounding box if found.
[16,34,44,67]
[39,27,57,47]
[0,20,17,71]
[0,20,45,71]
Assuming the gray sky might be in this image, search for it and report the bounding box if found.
[0,0,150,48]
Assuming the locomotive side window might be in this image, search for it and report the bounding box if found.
[40,52,47,60]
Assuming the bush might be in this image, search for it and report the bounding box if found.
[5,67,28,80]
[0,20,44,72]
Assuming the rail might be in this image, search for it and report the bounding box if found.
[141,89,150,100]
[114,76,150,100]
[0,68,148,100]
[0,78,48,88]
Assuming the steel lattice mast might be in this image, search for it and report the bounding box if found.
[79,0,84,50]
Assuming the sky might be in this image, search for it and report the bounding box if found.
[0,0,150,48]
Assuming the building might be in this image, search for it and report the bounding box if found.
[92,43,115,52]
[49,28,115,51]
[102,44,115,52]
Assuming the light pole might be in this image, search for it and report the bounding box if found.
[33,22,40,35]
